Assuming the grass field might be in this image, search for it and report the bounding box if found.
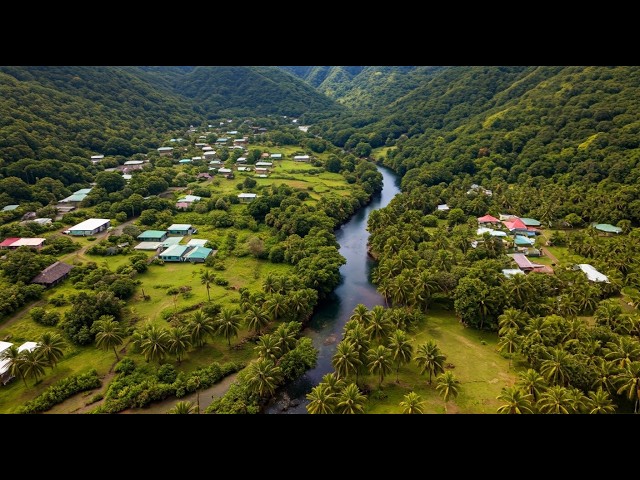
[361,308,516,414]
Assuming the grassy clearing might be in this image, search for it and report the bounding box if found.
[362,308,515,414]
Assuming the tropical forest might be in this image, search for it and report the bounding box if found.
[0,65,639,415]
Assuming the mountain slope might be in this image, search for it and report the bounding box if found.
[0,66,200,163]
[173,66,342,118]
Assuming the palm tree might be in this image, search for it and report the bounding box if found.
[245,358,283,398]
[168,401,197,414]
[497,328,520,370]
[306,384,335,414]
[415,339,446,384]
[140,325,169,363]
[540,347,571,386]
[188,310,217,347]
[37,331,65,370]
[436,371,459,412]
[367,306,391,343]
[200,269,216,302]
[587,388,616,414]
[265,293,288,321]
[216,308,241,346]
[367,345,393,388]
[349,304,371,326]
[388,330,413,382]
[332,340,361,380]
[537,385,572,414]
[400,391,424,414]
[516,369,547,402]
[0,345,25,386]
[94,317,124,362]
[167,325,191,364]
[255,334,281,361]
[605,336,640,369]
[19,349,47,386]
[615,361,640,413]
[273,323,297,355]
[496,387,534,414]
[498,308,527,335]
[336,383,367,414]
[320,372,345,395]
[591,358,618,394]
[566,387,588,414]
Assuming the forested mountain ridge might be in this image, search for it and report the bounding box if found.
[280,66,443,109]
[171,66,342,118]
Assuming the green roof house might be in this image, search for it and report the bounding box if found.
[593,223,622,234]
[137,230,168,242]
[184,246,214,263]
[167,224,194,235]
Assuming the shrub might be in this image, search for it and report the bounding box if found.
[114,358,135,376]
[16,370,101,414]
[157,364,178,384]
[49,294,68,306]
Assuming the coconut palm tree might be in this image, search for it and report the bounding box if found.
[497,328,520,369]
[245,358,282,398]
[320,372,345,395]
[367,306,391,343]
[199,269,216,302]
[273,323,297,355]
[244,306,270,335]
[140,325,169,363]
[265,293,288,321]
[367,345,393,388]
[168,401,197,414]
[349,304,371,326]
[216,308,241,346]
[0,345,25,386]
[306,384,335,414]
[388,329,413,382]
[415,339,446,385]
[591,357,618,394]
[37,331,65,370]
[255,334,281,361]
[566,387,588,413]
[496,387,534,414]
[167,325,191,364]
[537,385,572,414]
[188,310,217,347]
[262,273,277,294]
[498,308,527,335]
[344,323,371,380]
[94,317,124,362]
[615,361,640,413]
[605,336,640,369]
[19,349,47,386]
[336,383,367,414]
[540,347,571,386]
[587,388,616,414]
[400,391,424,414]
[332,340,361,380]
[516,369,547,402]
[436,371,459,412]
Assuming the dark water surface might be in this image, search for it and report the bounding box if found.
[266,165,401,414]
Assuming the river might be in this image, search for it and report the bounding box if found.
[266,165,401,414]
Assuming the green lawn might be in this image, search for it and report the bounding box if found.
[362,309,516,414]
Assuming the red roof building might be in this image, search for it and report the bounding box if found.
[478,214,500,223]
[503,218,528,230]
[0,237,20,249]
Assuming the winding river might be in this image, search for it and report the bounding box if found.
[266,165,401,414]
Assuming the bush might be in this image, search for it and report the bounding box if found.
[87,236,97,242]
[49,294,68,307]
[16,370,101,414]
[157,364,178,384]
[423,215,438,227]
[215,278,229,286]
[41,311,61,327]
[114,358,135,376]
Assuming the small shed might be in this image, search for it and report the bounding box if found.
[137,230,168,242]
[167,224,194,236]
[184,246,213,263]
[31,261,74,288]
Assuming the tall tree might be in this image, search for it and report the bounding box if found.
[516,369,547,402]
[435,371,459,413]
[366,345,393,388]
[188,310,217,347]
[0,345,25,386]
[168,401,197,414]
[496,387,534,414]
[140,325,169,363]
[336,383,367,414]
[615,361,640,413]
[255,334,281,361]
[306,384,335,414]
[245,358,283,398]
[167,325,192,364]
[388,329,413,382]
[537,385,572,414]
[415,339,446,384]
[37,332,65,370]
[400,391,424,414]
[199,269,216,302]
[19,349,47,386]
[244,306,270,335]
[332,340,361,380]
[587,388,616,414]
[216,308,241,346]
[94,316,124,362]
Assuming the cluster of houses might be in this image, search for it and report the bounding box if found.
[0,341,39,385]
[134,224,216,263]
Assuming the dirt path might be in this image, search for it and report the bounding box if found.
[540,246,559,264]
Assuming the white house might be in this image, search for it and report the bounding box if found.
[578,264,609,283]
[294,155,310,162]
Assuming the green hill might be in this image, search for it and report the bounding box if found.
[172,66,342,118]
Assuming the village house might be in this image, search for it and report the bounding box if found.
[158,147,174,157]
[30,261,74,288]
[65,218,111,236]
[294,155,310,162]
[167,224,195,236]
[137,230,168,242]
[238,193,257,203]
